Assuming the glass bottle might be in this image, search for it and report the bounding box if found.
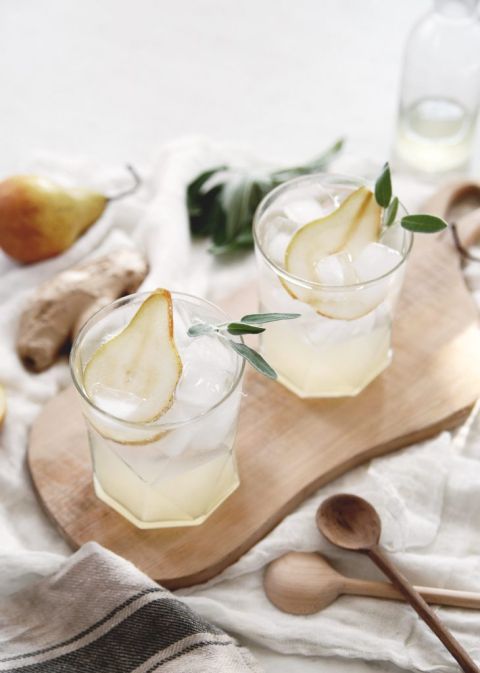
[394,0,480,174]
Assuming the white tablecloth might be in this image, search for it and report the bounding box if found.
[1,1,480,671]
[1,140,480,673]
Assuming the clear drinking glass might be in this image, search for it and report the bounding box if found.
[394,0,480,173]
[253,174,413,398]
[70,291,245,529]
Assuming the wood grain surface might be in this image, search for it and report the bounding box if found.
[28,227,480,588]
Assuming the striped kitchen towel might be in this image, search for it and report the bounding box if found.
[0,542,261,672]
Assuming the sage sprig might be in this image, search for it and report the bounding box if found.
[374,163,392,208]
[228,342,277,379]
[187,139,344,255]
[187,312,300,379]
[401,214,449,233]
[384,196,399,228]
[374,163,447,233]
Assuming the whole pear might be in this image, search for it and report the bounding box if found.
[0,176,107,263]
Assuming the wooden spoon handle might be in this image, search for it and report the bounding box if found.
[416,586,480,610]
[347,577,480,610]
[369,546,479,673]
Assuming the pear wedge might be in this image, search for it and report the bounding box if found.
[285,187,379,278]
[283,187,382,320]
[84,289,183,423]
[342,190,382,257]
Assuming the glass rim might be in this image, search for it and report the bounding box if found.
[70,289,246,430]
[252,172,414,291]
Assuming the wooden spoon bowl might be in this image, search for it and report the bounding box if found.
[264,552,344,614]
[316,493,381,550]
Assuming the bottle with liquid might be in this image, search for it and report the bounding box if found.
[395,0,480,174]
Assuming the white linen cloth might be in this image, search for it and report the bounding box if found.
[1,137,479,672]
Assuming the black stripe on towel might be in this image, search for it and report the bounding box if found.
[3,599,223,673]
[144,640,232,673]
[0,588,163,664]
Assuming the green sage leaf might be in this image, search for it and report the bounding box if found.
[187,168,226,237]
[228,341,277,379]
[209,238,253,255]
[270,138,344,182]
[187,140,344,255]
[374,162,392,208]
[226,323,266,335]
[401,214,448,233]
[187,167,225,211]
[240,312,301,324]
[384,196,399,228]
[187,323,215,337]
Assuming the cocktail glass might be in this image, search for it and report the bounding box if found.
[253,174,413,398]
[70,291,245,528]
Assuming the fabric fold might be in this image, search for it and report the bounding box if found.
[0,542,261,673]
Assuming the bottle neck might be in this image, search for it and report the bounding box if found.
[434,0,478,18]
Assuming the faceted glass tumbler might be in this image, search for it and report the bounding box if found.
[70,291,245,529]
[253,173,413,398]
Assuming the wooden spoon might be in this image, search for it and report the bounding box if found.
[264,551,480,615]
[424,179,480,258]
[317,494,479,673]
[424,180,480,227]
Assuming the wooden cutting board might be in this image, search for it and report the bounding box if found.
[28,212,480,589]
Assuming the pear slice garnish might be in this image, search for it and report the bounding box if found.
[283,187,383,320]
[285,187,379,277]
[341,190,382,257]
[84,289,182,423]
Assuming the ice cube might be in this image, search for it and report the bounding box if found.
[262,284,315,317]
[345,242,404,316]
[380,222,406,251]
[304,313,353,344]
[353,242,402,283]
[90,384,147,421]
[261,212,298,241]
[283,198,325,225]
[267,231,292,265]
[314,254,344,286]
[304,309,376,345]
[262,214,297,264]
[163,335,236,423]
[314,251,356,286]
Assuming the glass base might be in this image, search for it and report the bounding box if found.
[93,474,240,529]
[274,349,392,399]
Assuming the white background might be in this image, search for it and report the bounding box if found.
[0,0,441,175]
[0,1,477,672]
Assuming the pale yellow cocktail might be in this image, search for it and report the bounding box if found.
[253,174,413,397]
[71,291,244,529]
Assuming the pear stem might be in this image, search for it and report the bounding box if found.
[108,164,142,202]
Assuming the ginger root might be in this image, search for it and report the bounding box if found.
[17,248,148,372]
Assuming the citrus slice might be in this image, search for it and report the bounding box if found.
[283,187,382,320]
[84,289,182,423]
